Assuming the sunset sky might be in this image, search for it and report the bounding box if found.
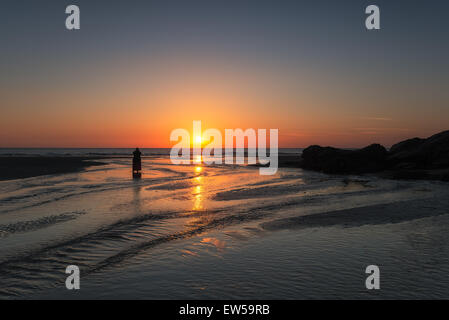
[1,0,449,148]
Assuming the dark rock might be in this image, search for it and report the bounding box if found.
[388,130,449,170]
[389,137,423,154]
[300,144,388,174]
[298,130,449,181]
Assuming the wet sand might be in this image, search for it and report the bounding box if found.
[2,156,449,299]
[0,157,105,181]
[262,197,449,231]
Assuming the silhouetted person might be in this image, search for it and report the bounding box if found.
[132,148,142,178]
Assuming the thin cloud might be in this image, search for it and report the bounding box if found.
[356,116,393,121]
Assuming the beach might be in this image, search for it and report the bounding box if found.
[0,157,105,181]
[1,152,449,299]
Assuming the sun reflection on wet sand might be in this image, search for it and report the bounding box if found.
[193,186,203,211]
[201,237,226,251]
[193,166,204,211]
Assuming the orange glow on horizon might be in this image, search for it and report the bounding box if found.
[2,54,447,149]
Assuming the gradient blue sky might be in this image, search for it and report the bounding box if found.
[1,0,448,147]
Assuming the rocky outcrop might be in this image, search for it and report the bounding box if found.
[388,130,449,170]
[299,130,449,181]
[300,144,388,174]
